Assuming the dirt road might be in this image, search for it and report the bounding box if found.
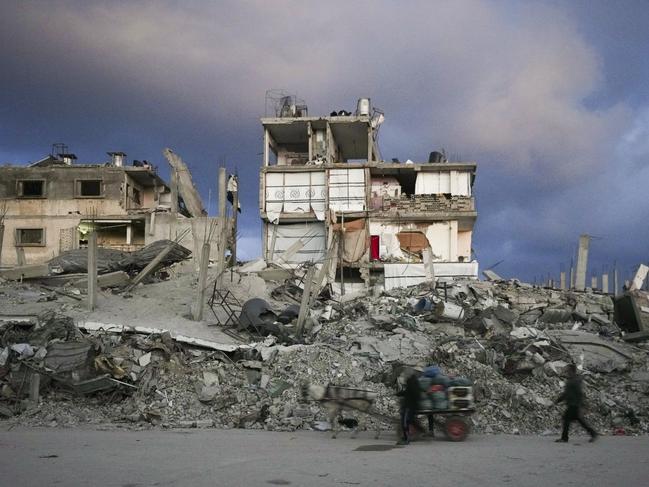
[1,427,647,486]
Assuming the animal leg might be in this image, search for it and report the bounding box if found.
[329,405,340,439]
[351,414,360,439]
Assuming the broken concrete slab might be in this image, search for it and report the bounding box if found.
[435,301,464,320]
[547,329,634,373]
[0,264,50,280]
[629,264,649,291]
[79,321,249,353]
[163,148,207,217]
[483,269,502,281]
[237,259,267,274]
[615,291,649,333]
[71,271,130,289]
[539,308,573,324]
[44,341,92,373]
[256,268,294,282]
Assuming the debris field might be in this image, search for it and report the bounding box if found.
[1,253,649,438]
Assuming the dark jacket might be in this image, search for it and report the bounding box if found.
[557,375,584,407]
[398,374,421,410]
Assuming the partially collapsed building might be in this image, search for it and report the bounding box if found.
[259,97,478,292]
[0,150,172,267]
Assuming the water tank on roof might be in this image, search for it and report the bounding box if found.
[356,98,371,116]
[428,151,445,163]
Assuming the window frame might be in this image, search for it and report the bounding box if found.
[15,228,46,247]
[75,179,104,198]
[16,179,46,198]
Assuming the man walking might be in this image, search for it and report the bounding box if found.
[397,371,421,445]
[555,363,598,443]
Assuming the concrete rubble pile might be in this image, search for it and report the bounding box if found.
[1,274,648,438]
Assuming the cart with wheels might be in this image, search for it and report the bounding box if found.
[415,408,474,442]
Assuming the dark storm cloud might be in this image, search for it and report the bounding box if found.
[1,0,647,281]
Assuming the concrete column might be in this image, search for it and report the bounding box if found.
[148,211,156,237]
[630,264,649,291]
[307,122,313,161]
[560,271,566,290]
[263,128,270,166]
[191,242,210,321]
[591,276,598,290]
[0,224,4,267]
[87,231,97,311]
[575,235,590,291]
[29,372,41,402]
[614,267,619,296]
[170,169,179,214]
[231,189,238,266]
[296,265,316,339]
[215,168,227,288]
[126,224,132,245]
[569,267,574,290]
[602,273,609,294]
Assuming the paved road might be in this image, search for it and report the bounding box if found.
[1,427,648,487]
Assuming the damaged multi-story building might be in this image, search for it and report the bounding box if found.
[0,148,175,267]
[259,96,478,292]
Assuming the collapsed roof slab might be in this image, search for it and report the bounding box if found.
[163,148,206,217]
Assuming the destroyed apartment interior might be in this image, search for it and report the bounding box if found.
[0,96,648,440]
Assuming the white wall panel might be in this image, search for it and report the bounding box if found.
[384,263,427,290]
[264,171,326,215]
[266,222,326,264]
[415,171,471,196]
[329,168,366,212]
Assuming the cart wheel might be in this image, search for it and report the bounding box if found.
[444,416,469,442]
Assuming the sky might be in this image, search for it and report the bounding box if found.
[1,0,648,284]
